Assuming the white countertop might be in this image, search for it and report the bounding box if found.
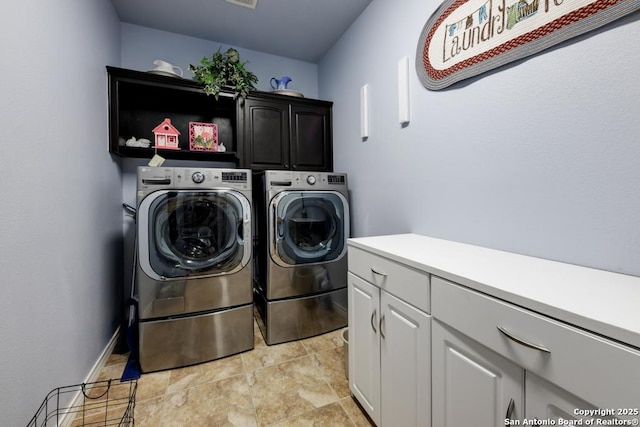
[348,233,640,350]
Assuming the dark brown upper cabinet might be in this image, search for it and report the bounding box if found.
[107,67,333,171]
[240,92,333,171]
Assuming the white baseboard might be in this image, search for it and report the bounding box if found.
[58,327,121,427]
[83,326,121,384]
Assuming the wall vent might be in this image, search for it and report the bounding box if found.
[225,0,257,9]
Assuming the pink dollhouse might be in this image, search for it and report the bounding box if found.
[152,118,180,150]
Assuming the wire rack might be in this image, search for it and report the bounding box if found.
[27,379,137,427]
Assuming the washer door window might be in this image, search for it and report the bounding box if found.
[271,191,349,266]
[139,190,250,280]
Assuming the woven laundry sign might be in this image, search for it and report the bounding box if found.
[416,0,640,90]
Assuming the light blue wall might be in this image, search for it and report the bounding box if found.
[320,0,640,276]
[0,1,121,425]
[120,23,319,97]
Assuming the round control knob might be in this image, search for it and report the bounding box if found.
[192,171,205,184]
[306,175,316,185]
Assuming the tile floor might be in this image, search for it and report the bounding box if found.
[97,324,374,427]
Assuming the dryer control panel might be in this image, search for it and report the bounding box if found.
[327,175,346,185]
[265,170,348,191]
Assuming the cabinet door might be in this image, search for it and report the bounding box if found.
[432,320,524,427]
[380,291,431,427]
[243,98,289,170]
[290,103,332,171]
[348,273,381,425]
[525,373,620,423]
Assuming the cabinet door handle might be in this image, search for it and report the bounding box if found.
[379,315,386,339]
[371,310,377,333]
[505,398,516,420]
[497,326,551,354]
[371,267,387,277]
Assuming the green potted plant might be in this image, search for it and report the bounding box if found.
[189,47,258,100]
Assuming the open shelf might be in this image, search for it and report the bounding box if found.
[107,66,241,163]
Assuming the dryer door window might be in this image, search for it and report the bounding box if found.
[271,191,349,266]
[142,190,249,279]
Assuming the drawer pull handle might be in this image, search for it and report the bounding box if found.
[379,315,386,339]
[371,310,377,333]
[505,398,516,420]
[497,326,551,354]
[371,267,387,277]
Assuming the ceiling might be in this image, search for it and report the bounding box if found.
[110,0,372,63]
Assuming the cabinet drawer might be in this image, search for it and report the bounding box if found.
[432,276,640,412]
[349,246,430,313]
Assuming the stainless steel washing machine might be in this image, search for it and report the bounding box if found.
[253,170,349,345]
[135,166,253,372]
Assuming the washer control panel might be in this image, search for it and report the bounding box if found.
[192,171,205,184]
[162,168,250,189]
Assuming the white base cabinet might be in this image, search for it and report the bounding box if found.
[432,320,524,427]
[348,253,431,427]
[431,276,640,426]
[347,235,640,427]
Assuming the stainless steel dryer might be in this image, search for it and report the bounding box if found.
[135,166,253,372]
[253,170,349,345]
